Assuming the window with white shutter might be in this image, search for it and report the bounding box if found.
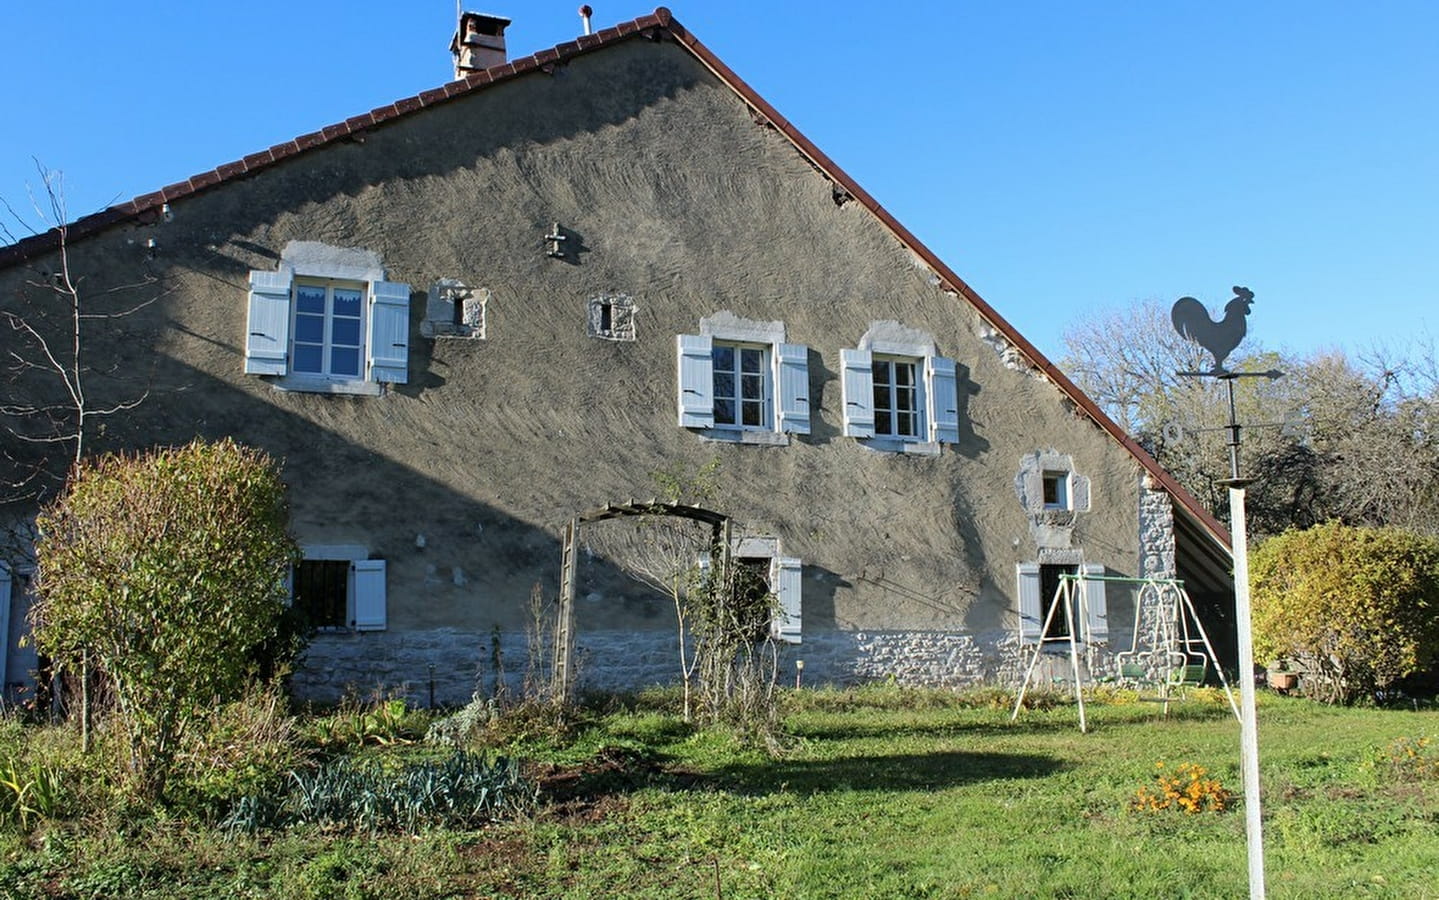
[293,546,385,632]
[676,332,809,441]
[245,271,292,375]
[1016,563,1042,644]
[843,339,960,451]
[353,560,388,632]
[772,556,803,644]
[840,348,875,438]
[1081,563,1108,644]
[244,260,410,394]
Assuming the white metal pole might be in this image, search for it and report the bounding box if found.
[1064,579,1087,733]
[1229,485,1266,899]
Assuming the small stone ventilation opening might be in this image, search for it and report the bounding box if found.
[587,293,637,341]
[423,279,486,339]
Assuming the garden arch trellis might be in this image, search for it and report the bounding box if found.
[554,500,733,702]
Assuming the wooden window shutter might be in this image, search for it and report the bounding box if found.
[840,348,875,438]
[772,556,803,644]
[775,343,811,435]
[368,281,411,384]
[1081,563,1108,643]
[1017,563,1042,644]
[677,334,715,428]
[244,270,292,375]
[927,356,960,443]
[352,559,387,631]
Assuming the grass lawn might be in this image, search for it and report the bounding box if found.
[3,686,1437,898]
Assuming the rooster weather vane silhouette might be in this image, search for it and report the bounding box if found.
[1171,285,1254,375]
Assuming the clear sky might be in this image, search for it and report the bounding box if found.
[2,1,1435,363]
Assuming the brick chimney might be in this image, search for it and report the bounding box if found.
[450,12,511,79]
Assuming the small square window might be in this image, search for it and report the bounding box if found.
[588,293,636,341]
[1043,472,1070,509]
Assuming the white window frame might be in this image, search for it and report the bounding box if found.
[870,354,925,440]
[291,278,367,381]
[711,340,773,432]
[244,245,410,395]
[1042,471,1071,510]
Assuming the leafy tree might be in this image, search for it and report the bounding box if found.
[1061,301,1439,536]
[1250,522,1439,703]
[30,438,298,798]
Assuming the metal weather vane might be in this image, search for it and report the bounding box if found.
[1169,284,1276,900]
[1170,287,1283,484]
[1171,285,1255,376]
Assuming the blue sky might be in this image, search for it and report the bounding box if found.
[2,1,1435,363]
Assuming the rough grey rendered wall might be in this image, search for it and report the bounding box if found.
[0,36,1160,698]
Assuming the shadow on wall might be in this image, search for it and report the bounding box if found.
[953,360,989,460]
[158,41,709,281]
[43,353,678,634]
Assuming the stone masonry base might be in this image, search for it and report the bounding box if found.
[293,627,1118,706]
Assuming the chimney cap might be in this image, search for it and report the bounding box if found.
[450,11,512,53]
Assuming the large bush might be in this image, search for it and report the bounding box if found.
[1251,521,1439,703]
[31,438,298,798]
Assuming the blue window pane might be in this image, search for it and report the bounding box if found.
[742,374,762,400]
[331,317,361,347]
[296,286,326,314]
[295,314,325,344]
[293,344,323,373]
[331,348,361,377]
[714,372,735,400]
[742,401,762,427]
[712,345,735,372]
[333,288,363,317]
[876,409,892,435]
[714,398,736,425]
[741,348,762,373]
[895,363,915,387]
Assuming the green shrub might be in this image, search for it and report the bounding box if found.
[1251,522,1439,703]
[168,680,306,821]
[303,695,431,753]
[31,438,300,799]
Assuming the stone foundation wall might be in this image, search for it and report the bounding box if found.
[293,627,1121,706]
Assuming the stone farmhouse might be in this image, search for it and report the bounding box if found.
[0,8,1234,703]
